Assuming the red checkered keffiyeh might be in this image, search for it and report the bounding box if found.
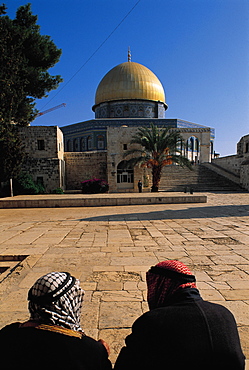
[146,260,197,310]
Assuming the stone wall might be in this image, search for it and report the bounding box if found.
[241,162,249,191]
[238,134,249,190]
[21,158,65,193]
[212,134,249,191]
[237,134,249,157]
[18,126,65,192]
[106,126,143,192]
[18,126,64,159]
[212,155,243,176]
[64,151,107,190]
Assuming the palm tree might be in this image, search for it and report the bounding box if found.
[124,123,192,192]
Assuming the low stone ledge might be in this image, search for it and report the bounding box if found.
[0,194,207,208]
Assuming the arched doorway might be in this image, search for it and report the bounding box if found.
[117,160,134,189]
[186,136,200,163]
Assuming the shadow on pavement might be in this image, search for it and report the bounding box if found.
[77,204,249,222]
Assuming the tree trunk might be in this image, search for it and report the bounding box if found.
[151,166,162,192]
[151,186,159,192]
[10,178,13,197]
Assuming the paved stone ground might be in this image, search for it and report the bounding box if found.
[0,192,248,367]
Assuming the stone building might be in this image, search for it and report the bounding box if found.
[212,134,249,191]
[17,57,219,193]
[17,126,65,193]
[61,59,215,192]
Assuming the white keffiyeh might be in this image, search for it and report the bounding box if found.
[28,272,84,333]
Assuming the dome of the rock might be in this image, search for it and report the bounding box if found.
[94,61,166,108]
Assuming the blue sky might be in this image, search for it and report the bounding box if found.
[5,0,249,156]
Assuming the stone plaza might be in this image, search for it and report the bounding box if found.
[0,191,248,367]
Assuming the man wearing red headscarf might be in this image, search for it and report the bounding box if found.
[114,260,245,370]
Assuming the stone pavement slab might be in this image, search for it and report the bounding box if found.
[0,192,248,367]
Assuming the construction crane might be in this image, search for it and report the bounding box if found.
[37,103,66,117]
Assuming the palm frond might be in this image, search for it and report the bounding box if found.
[123,148,146,158]
[171,154,193,169]
[124,155,151,168]
[125,123,192,190]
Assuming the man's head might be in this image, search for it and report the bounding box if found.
[28,272,84,332]
[146,260,197,309]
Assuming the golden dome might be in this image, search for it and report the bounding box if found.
[94,61,166,106]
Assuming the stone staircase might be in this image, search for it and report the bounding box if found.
[159,164,243,192]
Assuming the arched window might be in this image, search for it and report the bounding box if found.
[190,137,194,152]
[97,135,104,150]
[177,139,184,154]
[73,138,78,151]
[66,139,72,152]
[117,160,134,185]
[210,141,214,155]
[138,106,144,117]
[185,139,190,152]
[187,136,199,162]
[87,136,92,150]
[124,106,129,117]
[80,138,85,151]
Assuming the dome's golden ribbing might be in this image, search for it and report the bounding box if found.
[95,62,165,106]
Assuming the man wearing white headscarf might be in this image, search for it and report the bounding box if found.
[0,272,112,370]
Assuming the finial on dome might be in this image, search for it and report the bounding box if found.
[128,47,131,62]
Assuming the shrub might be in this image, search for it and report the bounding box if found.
[52,187,64,194]
[81,178,109,194]
[36,182,45,194]
[0,182,10,197]
[14,172,45,195]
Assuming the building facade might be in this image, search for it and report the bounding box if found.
[17,126,65,193]
[61,60,215,192]
[18,59,218,193]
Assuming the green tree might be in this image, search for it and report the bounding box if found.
[0,3,62,195]
[124,123,192,192]
[0,4,7,15]
[0,3,62,125]
[0,125,25,196]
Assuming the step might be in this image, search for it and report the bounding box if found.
[159,164,243,192]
